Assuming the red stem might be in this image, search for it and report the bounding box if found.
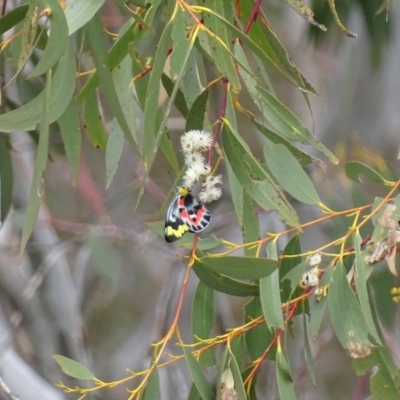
[207,78,228,165]
[1,0,6,17]
[243,0,261,34]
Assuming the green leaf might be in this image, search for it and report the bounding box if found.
[142,366,161,400]
[183,347,214,400]
[141,21,173,164]
[20,70,51,255]
[285,0,327,31]
[264,143,321,205]
[0,136,13,222]
[58,100,81,185]
[353,233,382,344]
[53,355,95,380]
[192,261,259,297]
[227,351,247,400]
[252,119,317,167]
[276,347,297,400]
[192,282,215,367]
[188,384,201,400]
[256,86,338,164]
[309,294,328,340]
[0,41,76,132]
[345,161,389,184]
[242,191,260,257]
[87,15,136,148]
[302,313,317,386]
[64,0,106,35]
[222,125,300,229]
[83,90,108,150]
[185,90,209,132]
[245,297,275,361]
[328,262,372,353]
[230,335,246,373]
[77,18,137,101]
[260,242,284,329]
[0,5,29,35]
[370,348,400,400]
[30,0,69,77]
[194,256,278,280]
[162,73,189,117]
[201,1,240,94]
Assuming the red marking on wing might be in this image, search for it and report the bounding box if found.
[196,207,206,220]
[178,197,186,207]
[180,209,190,220]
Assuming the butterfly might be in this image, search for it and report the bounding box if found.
[164,187,211,243]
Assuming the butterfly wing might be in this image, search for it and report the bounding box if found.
[180,194,211,233]
[164,195,189,242]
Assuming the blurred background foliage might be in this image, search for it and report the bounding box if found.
[0,0,400,399]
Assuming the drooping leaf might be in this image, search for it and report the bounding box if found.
[264,143,321,206]
[0,5,29,35]
[20,70,52,255]
[222,125,300,229]
[192,262,259,297]
[193,256,278,280]
[328,262,372,356]
[256,86,338,164]
[260,241,284,329]
[53,355,95,380]
[245,297,275,361]
[185,90,209,133]
[58,100,81,185]
[285,0,327,31]
[192,281,215,367]
[142,366,161,400]
[64,0,106,35]
[276,346,297,400]
[183,347,214,400]
[0,41,76,132]
[345,161,389,184]
[0,136,13,222]
[83,90,108,150]
[30,0,69,77]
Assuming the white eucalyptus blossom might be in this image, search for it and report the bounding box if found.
[184,151,206,167]
[199,185,222,203]
[181,129,213,151]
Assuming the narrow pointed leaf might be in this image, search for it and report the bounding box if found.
[0,42,75,132]
[276,347,297,400]
[245,298,275,361]
[87,15,136,148]
[53,355,95,380]
[194,256,278,280]
[64,0,106,35]
[183,347,214,400]
[20,70,51,254]
[192,262,259,297]
[303,314,317,386]
[227,351,247,400]
[58,100,81,185]
[192,281,215,367]
[260,241,284,329]
[264,143,321,205]
[142,367,161,400]
[328,263,372,353]
[256,86,338,164]
[345,161,389,184]
[0,5,29,35]
[0,137,13,222]
[222,125,300,229]
[285,0,327,31]
[30,0,69,77]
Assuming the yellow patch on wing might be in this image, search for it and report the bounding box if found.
[166,224,189,239]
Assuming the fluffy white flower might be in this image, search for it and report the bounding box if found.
[182,163,211,188]
[199,185,222,203]
[181,130,213,153]
[203,174,223,188]
[184,151,206,167]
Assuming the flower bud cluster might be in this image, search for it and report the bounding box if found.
[180,130,222,203]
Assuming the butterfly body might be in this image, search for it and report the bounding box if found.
[165,187,211,242]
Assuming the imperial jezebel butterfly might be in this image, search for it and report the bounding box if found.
[164,187,211,243]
